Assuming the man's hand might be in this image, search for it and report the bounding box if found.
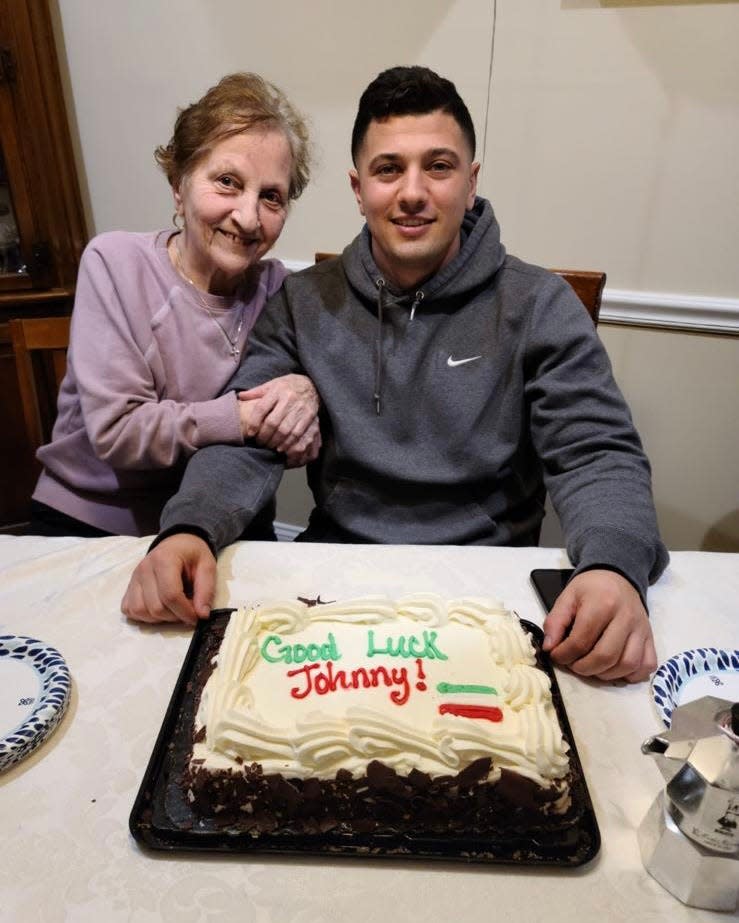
[542,569,656,682]
[121,533,216,626]
[238,374,321,466]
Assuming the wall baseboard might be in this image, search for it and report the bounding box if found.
[275,520,303,541]
[281,259,739,335]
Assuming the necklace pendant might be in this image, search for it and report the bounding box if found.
[231,345,240,358]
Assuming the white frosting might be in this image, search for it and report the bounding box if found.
[194,594,570,788]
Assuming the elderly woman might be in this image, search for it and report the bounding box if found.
[30,73,317,538]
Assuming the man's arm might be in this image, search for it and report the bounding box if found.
[524,274,668,681]
[122,286,307,624]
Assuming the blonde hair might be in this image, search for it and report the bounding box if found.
[154,73,310,200]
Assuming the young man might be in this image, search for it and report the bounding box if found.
[122,67,668,683]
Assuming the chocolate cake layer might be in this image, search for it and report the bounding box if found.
[181,756,576,836]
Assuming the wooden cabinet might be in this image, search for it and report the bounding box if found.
[0,0,87,529]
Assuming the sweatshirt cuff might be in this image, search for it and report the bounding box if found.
[192,392,243,448]
[148,524,216,557]
[159,494,256,552]
[567,526,667,604]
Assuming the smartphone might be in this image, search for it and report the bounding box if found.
[530,568,574,612]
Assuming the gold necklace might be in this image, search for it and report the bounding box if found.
[173,236,246,359]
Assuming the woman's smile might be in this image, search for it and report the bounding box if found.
[173,129,292,295]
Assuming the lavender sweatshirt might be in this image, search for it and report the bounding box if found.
[34,230,286,535]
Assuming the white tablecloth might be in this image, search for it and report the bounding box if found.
[0,535,736,922]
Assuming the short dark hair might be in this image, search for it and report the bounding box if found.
[351,66,476,163]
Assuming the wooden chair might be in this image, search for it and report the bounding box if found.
[9,315,71,454]
[314,253,605,325]
[549,269,605,325]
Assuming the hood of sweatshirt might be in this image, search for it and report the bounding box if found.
[343,196,506,303]
[340,197,507,413]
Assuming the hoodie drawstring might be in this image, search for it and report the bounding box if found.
[374,279,386,415]
[373,283,425,415]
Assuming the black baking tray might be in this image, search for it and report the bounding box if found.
[130,608,600,866]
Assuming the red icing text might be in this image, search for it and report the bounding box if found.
[287,660,417,705]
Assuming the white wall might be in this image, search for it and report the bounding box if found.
[487,1,739,297]
[52,0,739,550]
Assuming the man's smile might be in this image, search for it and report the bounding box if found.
[391,217,434,227]
[391,217,435,239]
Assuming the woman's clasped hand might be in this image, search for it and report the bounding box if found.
[238,375,321,468]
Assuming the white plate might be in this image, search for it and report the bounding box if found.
[651,647,739,727]
[0,635,71,772]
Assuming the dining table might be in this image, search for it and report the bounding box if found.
[0,533,736,922]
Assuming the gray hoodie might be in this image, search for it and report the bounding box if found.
[162,198,668,599]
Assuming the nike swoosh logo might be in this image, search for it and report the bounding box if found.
[447,355,482,368]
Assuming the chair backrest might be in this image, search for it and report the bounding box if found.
[9,315,71,453]
[549,269,605,325]
[314,253,605,325]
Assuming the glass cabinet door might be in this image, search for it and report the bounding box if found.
[0,0,87,531]
[0,142,26,277]
[0,51,37,294]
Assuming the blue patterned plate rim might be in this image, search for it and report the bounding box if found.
[651,647,739,728]
[0,634,72,773]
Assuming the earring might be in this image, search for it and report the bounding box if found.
[172,212,183,229]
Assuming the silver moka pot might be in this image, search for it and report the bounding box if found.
[638,696,739,912]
